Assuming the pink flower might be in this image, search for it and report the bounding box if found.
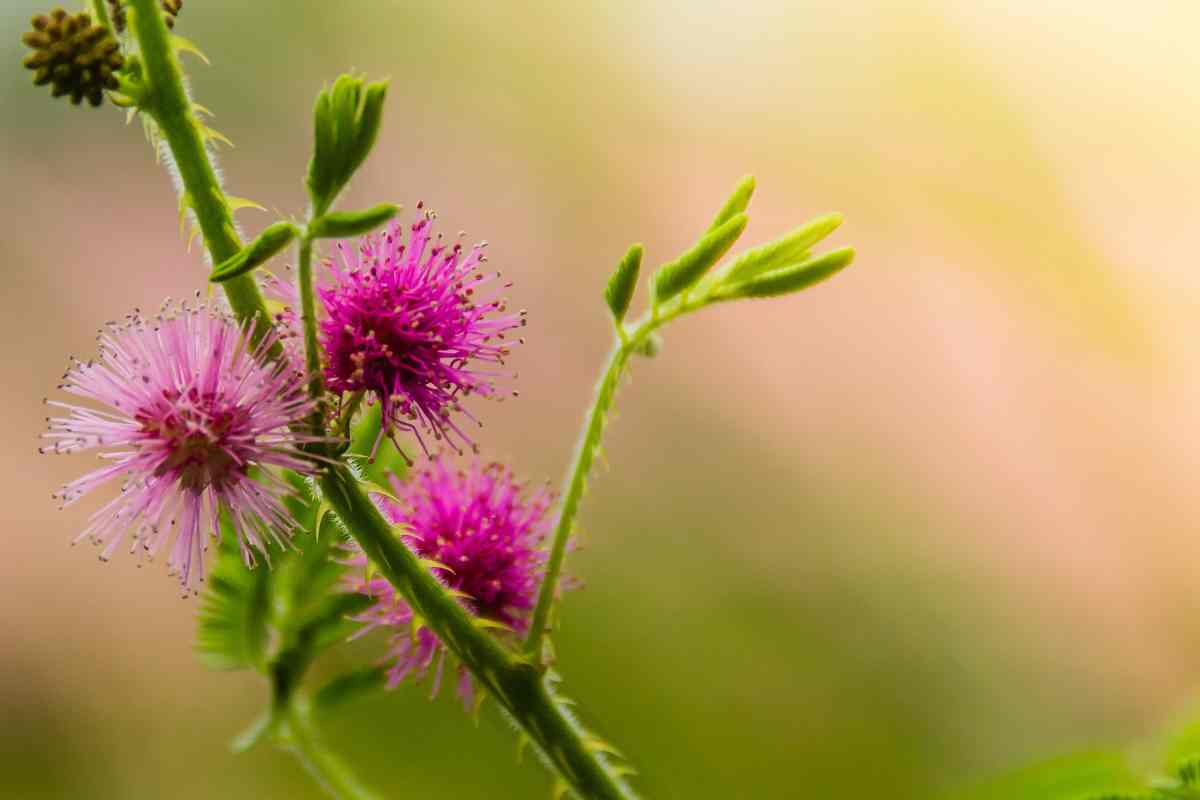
[42,301,319,591]
[318,208,525,457]
[348,457,551,706]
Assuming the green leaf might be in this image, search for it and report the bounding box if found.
[719,212,843,285]
[604,243,642,325]
[310,203,399,239]
[345,81,388,183]
[209,221,299,283]
[307,89,336,211]
[652,213,748,305]
[330,74,362,161]
[706,174,755,234]
[313,666,388,714]
[714,246,854,300]
[195,512,272,671]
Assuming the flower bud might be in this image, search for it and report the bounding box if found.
[22,8,123,107]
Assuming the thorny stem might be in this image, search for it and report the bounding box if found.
[126,2,638,797]
[525,303,688,659]
[320,467,638,800]
[127,0,275,346]
[126,0,370,795]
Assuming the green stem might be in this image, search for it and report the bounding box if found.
[524,304,684,659]
[91,0,112,32]
[525,342,630,657]
[320,467,638,800]
[128,3,638,794]
[127,0,274,343]
[297,232,329,436]
[283,700,383,800]
[298,234,324,396]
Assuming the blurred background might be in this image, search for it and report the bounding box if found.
[4,0,1200,797]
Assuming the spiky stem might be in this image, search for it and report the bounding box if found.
[525,302,689,658]
[127,0,274,343]
[298,233,323,397]
[525,342,629,657]
[126,3,638,796]
[319,467,638,800]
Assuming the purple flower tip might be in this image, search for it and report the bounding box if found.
[42,301,320,591]
[348,456,552,706]
[318,210,526,457]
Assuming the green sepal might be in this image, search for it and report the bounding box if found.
[652,213,747,305]
[718,212,843,285]
[209,221,299,283]
[310,203,399,239]
[714,246,854,300]
[604,243,642,324]
[706,174,755,234]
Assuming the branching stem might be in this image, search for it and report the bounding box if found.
[126,3,639,796]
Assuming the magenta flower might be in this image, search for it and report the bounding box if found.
[318,209,525,457]
[348,457,552,706]
[42,302,319,591]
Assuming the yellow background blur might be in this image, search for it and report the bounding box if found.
[4,1,1200,797]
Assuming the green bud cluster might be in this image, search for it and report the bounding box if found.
[306,74,390,217]
[602,174,854,333]
[21,9,123,107]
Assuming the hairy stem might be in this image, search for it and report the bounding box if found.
[298,235,323,395]
[283,701,383,800]
[320,467,638,800]
[525,342,630,657]
[297,232,329,437]
[525,305,682,659]
[127,0,273,342]
[129,3,639,794]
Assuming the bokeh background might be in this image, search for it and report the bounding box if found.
[4,1,1200,797]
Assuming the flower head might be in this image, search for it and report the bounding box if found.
[319,209,525,457]
[349,457,551,705]
[22,8,123,108]
[42,301,318,591]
